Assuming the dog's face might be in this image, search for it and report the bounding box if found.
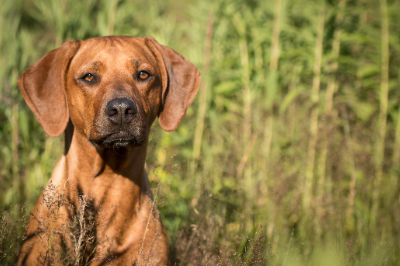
[67,37,163,148]
[18,36,201,149]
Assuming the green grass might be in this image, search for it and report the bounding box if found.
[1,0,400,264]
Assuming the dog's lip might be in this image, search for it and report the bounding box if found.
[106,131,131,140]
[89,131,144,148]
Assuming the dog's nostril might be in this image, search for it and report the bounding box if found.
[126,108,135,115]
[109,108,118,116]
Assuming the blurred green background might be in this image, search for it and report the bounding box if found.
[1,0,400,265]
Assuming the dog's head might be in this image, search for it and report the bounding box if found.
[18,36,201,149]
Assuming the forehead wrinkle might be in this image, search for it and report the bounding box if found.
[113,38,123,47]
[75,38,159,75]
[106,36,114,47]
[93,61,101,70]
[133,59,141,68]
[129,47,159,71]
[75,60,102,74]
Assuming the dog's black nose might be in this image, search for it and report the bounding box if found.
[105,98,137,125]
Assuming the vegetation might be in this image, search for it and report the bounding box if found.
[1,0,400,264]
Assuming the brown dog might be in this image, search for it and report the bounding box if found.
[16,36,201,265]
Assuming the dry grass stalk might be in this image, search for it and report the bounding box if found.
[107,0,119,35]
[303,7,326,211]
[315,0,347,239]
[342,109,357,230]
[192,12,214,169]
[236,133,258,178]
[371,0,390,229]
[17,183,103,265]
[69,194,97,266]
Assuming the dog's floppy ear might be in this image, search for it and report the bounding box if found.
[146,37,201,131]
[18,40,80,137]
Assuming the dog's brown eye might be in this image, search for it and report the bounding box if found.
[138,71,149,80]
[83,73,94,82]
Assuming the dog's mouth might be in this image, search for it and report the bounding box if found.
[89,131,145,149]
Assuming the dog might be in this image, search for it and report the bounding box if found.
[16,36,201,265]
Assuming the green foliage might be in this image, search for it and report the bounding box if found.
[0,205,29,265]
[1,0,400,264]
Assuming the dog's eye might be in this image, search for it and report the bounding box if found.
[138,71,149,80]
[82,73,95,82]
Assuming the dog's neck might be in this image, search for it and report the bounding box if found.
[62,121,148,197]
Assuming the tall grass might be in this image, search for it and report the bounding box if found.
[1,0,400,264]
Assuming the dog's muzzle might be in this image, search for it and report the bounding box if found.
[88,97,147,149]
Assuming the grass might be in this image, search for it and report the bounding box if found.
[1,0,400,264]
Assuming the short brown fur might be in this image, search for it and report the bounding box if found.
[16,36,201,265]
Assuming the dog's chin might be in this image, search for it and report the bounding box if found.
[89,133,145,149]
